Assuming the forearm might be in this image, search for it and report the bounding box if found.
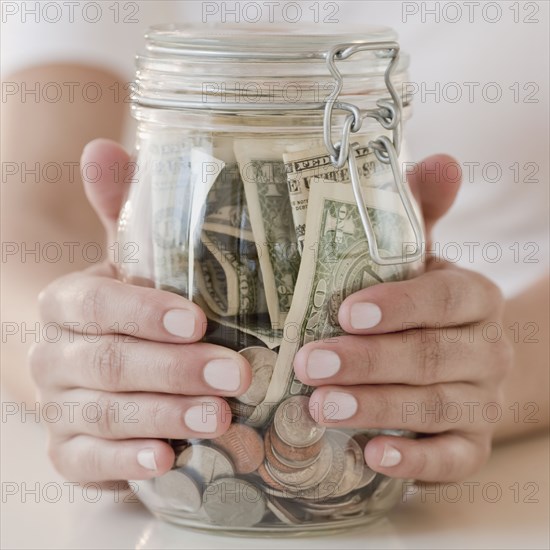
[494,275,550,441]
[1,63,126,404]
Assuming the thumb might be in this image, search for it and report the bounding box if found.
[81,138,133,243]
[407,154,462,237]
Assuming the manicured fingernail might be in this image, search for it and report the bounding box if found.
[204,358,241,391]
[184,404,218,433]
[350,303,382,329]
[380,444,402,467]
[324,391,358,420]
[163,309,195,338]
[137,448,157,471]
[307,350,341,379]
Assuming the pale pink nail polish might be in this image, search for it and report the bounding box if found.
[323,391,358,420]
[137,448,157,471]
[184,404,218,433]
[380,444,402,467]
[306,350,341,379]
[204,358,241,391]
[163,309,195,338]
[350,303,382,329]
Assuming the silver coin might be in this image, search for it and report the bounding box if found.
[355,464,377,489]
[327,431,365,498]
[237,347,277,406]
[301,498,366,519]
[202,477,266,527]
[264,439,332,490]
[273,395,325,448]
[154,469,202,512]
[297,433,346,501]
[266,496,303,525]
[297,493,363,511]
[175,444,234,485]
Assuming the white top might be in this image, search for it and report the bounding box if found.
[2,0,548,296]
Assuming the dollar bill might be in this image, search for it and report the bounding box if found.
[283,141,393,251]
[194,155,268,317]
[248,179,422,426]
[202,161,255,241]
[197,230,267,317]
[151,136,224,297]
[233,140,303,328]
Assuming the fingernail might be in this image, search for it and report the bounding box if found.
[184,404,218,433]
[350,303,382,329]
[380,444,402,467]
[137,448,157,471]
[306,350,341,379]
[204,358,241,391]
[163,309,195,338]
[324,391,358,420]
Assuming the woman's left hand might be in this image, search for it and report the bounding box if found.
[294,155,514,482]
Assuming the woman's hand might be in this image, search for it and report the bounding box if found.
[294,155,514,482]
[29,139,252,483]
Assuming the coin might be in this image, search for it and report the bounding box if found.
[264,428,318,473]
[327,431,365,498]
[264,438,332,490]
[355,464,377,489]
[297,493,363,511]
[202,477,266,527]
[263,427,297,473]
[273,396,325,448]
[175,444,234,485]
[256,462,286,492]
[237,347,277,406]
[270,424,324,462]
[297,433,346,501]
[154,469,202,512]
[266,496,303,525]
[351,433,389,489]
[266,425,323,466]
[211,423,264,474]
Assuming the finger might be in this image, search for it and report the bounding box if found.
[363,432,491,482]
[293,331,497,386]
[308,383,487,433]
[39,272,207,343]
[81,139,132,242]
[338,266,502,334]
[406,154,462,236]
[49,435,174,482]
[56,390,232,440]
[33,336,251,396]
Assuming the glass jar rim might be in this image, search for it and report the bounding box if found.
[144,23,400,61]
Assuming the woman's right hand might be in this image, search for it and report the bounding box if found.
[29,139,252,483]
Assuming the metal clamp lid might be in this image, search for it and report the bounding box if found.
[323,42,423,265]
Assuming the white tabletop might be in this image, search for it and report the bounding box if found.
[2,391,548,550]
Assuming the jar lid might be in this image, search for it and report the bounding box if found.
[144,23,400,62]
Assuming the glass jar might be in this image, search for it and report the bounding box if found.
[118,24,424,535]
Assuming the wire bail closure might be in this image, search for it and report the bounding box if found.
[323,42,423,265]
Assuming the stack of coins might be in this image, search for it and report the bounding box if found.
[154,395,397,528]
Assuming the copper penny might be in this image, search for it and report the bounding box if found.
[211,423,264,474]
[266,426,320,470]
[256,462,286,491]
[264,427,310,473]
[270,424,324,463]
